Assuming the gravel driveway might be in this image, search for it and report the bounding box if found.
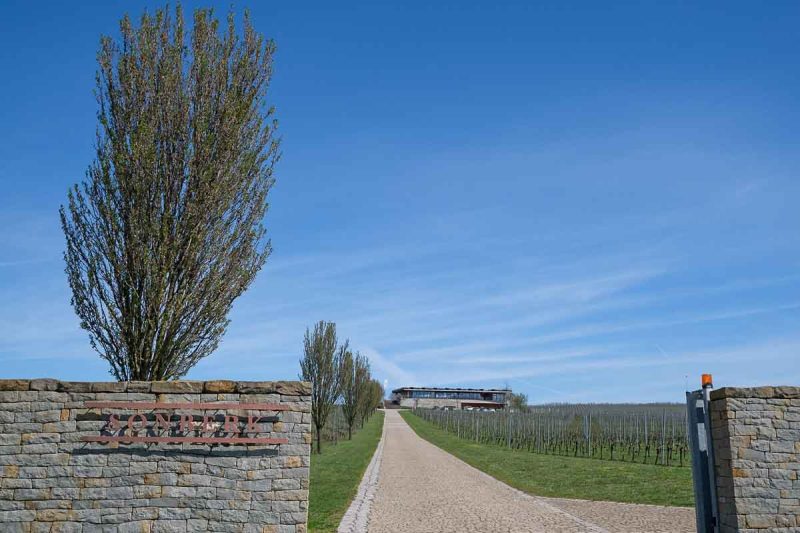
[366,409,695,533]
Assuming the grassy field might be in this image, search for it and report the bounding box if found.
[400,410,693,507]
[308,411,384,532]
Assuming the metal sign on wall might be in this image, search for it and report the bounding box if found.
[80,400,290,445]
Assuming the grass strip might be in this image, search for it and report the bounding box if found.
[309,411,384,532]
[400,410,693,507]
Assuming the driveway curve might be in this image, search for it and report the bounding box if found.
[367,409,694,533]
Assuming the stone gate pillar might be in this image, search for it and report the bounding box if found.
[709,386,800,532]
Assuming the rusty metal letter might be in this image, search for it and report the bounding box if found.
[154,413,171,431]
[224,415,240,434]
[127,414,148,432]
[179,414,194,432]
[246,415,262,433]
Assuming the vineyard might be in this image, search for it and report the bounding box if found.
[317,405,349,444]
[313,406,372,450]
[412,403,689,466]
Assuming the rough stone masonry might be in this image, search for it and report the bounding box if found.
[710,386,800,533]
[0,379,312,533]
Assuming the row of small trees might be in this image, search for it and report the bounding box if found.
[299,321,384,453]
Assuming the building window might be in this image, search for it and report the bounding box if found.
[398,389,507,403]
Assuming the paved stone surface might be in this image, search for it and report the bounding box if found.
[546,498,695,533]
[339,416,386,533]
[368,410,695,533]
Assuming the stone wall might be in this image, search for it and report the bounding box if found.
[398,398,459,409]
[0,379,311,533]
[710,386,800,532]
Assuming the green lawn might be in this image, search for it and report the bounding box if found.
[309,411,384,532]
[400,410,693,507]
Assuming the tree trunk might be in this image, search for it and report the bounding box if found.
[316,424,322,454]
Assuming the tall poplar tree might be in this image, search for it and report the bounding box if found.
[341,350,370,439]
[60,6,279,380]
[360,379,384,426]
[299,321,342,454]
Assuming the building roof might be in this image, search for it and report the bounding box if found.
[391,386,511,394]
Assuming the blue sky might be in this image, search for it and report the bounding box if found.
[1,1,799,403]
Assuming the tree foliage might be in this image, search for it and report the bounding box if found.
[340,349,370,439]
[508,392,529,412]
[362,379,385,424]
[299,321,342,454]
[60,5,279,380]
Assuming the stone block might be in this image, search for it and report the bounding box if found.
[0,380,31,391]
[746,513,777,528]
[275,382,311,396]
[204,380,237,393]
[280,512,306,525]
[151,381,203,393]
[126,381,152,393]
[56,382,92,393]
[89,382,127,393]
[14,488,51,500]
[0,509,37,522]
[129,462,157,475]
[187,519,209,532]
[153,520,188,532]
[237,381,277,394]
[29,379,60,392]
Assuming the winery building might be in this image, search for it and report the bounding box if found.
[390,386,510,410]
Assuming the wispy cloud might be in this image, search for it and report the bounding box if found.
[422,337,800,387]
[360,347,418,389]
[509,302,800,347]
[481,268,664,307]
